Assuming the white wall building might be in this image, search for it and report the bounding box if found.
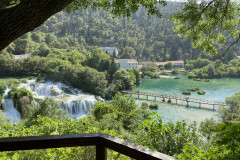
[115,59,138,69]
[100,47,118,57]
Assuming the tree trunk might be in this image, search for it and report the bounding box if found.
[0,0,75,51]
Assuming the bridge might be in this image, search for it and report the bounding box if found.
[121,90,227,110]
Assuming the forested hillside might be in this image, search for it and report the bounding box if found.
[2,2,239,62]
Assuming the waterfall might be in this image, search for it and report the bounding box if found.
[2,99,21,123]
[59,95,97,119]
[1,80,101,120]
[1,87,21,123]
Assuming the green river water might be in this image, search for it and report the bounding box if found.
[134,74,240,124]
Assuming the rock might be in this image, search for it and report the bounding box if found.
[95,96,104,102]
[50,86,63,96]
[62,87,73,94]
[17,96,32,119]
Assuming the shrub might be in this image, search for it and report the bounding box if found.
[20,78,27,83]
[198,91,205,95]
[187,87,200,92]
[174,77,180,79]
[8,87,33,100]
[182,91,191,95]
[149,104,158,109]
[141,102,149,109]
[188,73,198,79]
[159,67,164,70]
[0,82,6,96]
[172,69,178,75]
[204,79,210,82]
[8,80,21,88]
[162,98,165,102]
[167,99,171,103]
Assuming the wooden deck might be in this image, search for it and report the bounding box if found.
[121,90,227,110]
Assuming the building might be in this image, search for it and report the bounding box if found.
[237,56,240,59]
[171,61,185,68]
[100,47,118,57]
[139,61,184,69]
[139,61,153,67]
[114,59,138,69]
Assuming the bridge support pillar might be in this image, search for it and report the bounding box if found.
[146,95,148,100]
[213,104,215,110]
[154,96,156,101]
[176,99,177,104]
[138,94,139,99]
[199,103,201,109]
[186,101,189,107]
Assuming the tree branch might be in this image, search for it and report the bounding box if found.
[0,0,75,51]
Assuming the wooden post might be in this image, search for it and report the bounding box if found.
[213,104,215,110]
[96,143,107,160]
[175,98,177,104]
[154,96,156,101]
[199,103,201,109]
[146,95,148,100]
[138,94,139,99]
[186,101,189,107]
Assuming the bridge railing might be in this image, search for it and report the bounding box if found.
[122,91,226,106]
[0,133,177,160]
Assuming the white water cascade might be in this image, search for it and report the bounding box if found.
[11,80,100,119]
[2,88,21,123]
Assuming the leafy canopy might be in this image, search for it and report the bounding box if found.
[65,0,167,18]
[172,0,240,55]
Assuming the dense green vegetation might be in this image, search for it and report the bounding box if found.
[0,50,141,98]
[186,58,240,79]
[1,91,240,159]
[141,63,160,79]
[2,3,239,62]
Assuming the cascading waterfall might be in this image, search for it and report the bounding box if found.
[59,95,97,118]
[2,88,21,123]
[1,80,100,120]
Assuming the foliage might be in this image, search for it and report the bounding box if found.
[172,0,240,55]
[0,110,9,126]
[24,97,68,127]
[164,62,173,69]
[182,91,191,95]
[137,114,200,156]
[141,63,160,79]
[172,69,178,75]
[8,87,33,101]
[149,104,158,110]
[219,92,240,122]
[187,87,199,92]
[197,91,205,95]
[189,59,240,79]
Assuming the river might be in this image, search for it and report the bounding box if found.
[134,74,240,124]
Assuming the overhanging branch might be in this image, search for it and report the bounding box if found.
[0,0,75,51]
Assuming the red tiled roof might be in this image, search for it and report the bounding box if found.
[140,61,152,65]
[114,59,137,63]
[170,61,184,64]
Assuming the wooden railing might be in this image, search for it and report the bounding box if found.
[0,133,177,160]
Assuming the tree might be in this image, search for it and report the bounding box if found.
[164,62,173,69]
[173,0,240,55]
[0,0,166,51]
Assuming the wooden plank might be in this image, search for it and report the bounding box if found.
[0,133,177,160]
[0,134,100,151]
[100,134,177,160]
